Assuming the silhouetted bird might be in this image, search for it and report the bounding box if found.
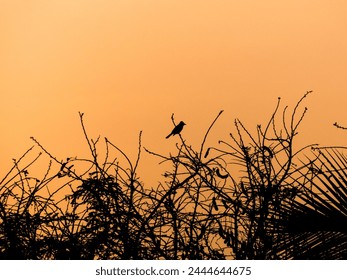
[166,121,186,139]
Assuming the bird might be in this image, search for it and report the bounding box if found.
[166,121,186,139]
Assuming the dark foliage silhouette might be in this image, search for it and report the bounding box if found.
[268,147,347,259]
[1,92,346,259]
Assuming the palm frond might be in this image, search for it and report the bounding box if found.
[268,148,347,259]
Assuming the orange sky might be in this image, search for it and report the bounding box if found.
[1,0,347,184]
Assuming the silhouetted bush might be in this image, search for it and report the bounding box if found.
[1,92,346,259]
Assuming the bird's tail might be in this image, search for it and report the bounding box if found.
[166,133,172,139]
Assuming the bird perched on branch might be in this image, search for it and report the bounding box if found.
[166,121,186,139]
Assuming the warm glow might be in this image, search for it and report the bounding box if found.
[1,0,347,184]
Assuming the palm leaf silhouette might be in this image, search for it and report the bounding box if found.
[269,148,347,259]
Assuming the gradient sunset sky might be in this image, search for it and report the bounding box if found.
[1,0,347,183]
